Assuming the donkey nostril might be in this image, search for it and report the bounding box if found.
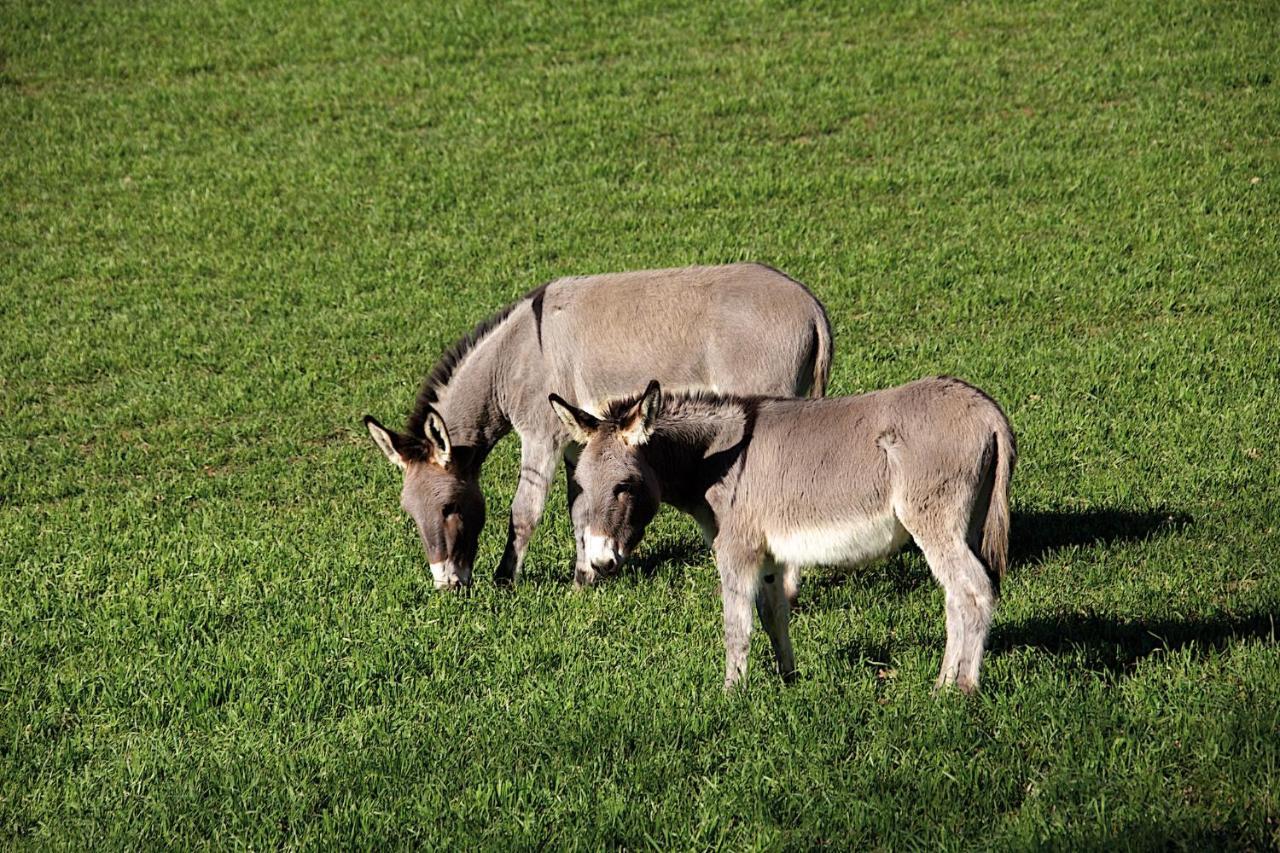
[585,532,623,573]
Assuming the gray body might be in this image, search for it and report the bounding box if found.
[365,263,832,589]
[549,377,1015,692]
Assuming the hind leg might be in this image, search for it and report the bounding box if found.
[756,558,796,681]
[915,536,996,694]
[953,545,997,690]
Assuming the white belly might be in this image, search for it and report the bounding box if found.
[765,513,909,568]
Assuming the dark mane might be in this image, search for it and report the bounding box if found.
[596,376,1004,430]
[406,281,549,438]
[600,388,770,424]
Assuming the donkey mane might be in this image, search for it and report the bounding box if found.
[406,281,551,438]
[600,388,770,426]
[598,376,997,429]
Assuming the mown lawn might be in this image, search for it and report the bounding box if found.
[3,0,1278,847]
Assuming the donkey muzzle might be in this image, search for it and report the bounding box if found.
[585,531,624,573]
[430,561,472,591]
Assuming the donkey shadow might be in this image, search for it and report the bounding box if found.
[812,507,1192,597]
[988,609,1278,676]
[617,536,711,583]
[1010,507,1191,566]
[835,508,1277,678]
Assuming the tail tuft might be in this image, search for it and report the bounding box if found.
[980,419,1017,584]
[808,312,833,398]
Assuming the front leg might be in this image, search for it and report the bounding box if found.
[494,436,560,586]
[716,542,763,690]
[564,452,596,588]
[691,503,719,550]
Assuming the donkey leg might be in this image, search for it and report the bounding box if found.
[495,437,560,586]
[717,545,763,690]
[951,547,996,691]
[565,455,596,588]
[756,559,796,681]
[918,537,995,694]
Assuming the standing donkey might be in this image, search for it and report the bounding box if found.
[548,377,1015,692]
[364,264,832,590]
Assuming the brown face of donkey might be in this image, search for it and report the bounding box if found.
[548,381,663,575]
[364,411,486,589]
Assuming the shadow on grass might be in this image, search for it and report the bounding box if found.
[616,537,709,583]
[1011,507,1190,566]
[1072,820,1274,850]
[810,506,1192,597]
[838,610,1277,682]
[990,609,1278,675]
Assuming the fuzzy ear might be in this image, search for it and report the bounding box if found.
[422,408,452,467]
[620,380,661,447]
[548,394,600,444]
[365,415,411,471]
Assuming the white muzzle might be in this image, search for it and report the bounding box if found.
[584,530,623,572]
[430,561,466,590]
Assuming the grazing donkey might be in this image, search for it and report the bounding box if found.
[548,376,1015,692]
[364,264,832,590]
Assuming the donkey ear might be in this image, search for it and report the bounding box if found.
[365,415,410,471]
[548,394,600,444]
[620,380,661,447]
[422,408,452,467]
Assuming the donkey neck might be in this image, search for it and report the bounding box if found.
[418,306,532,452]
[644,397,757,511]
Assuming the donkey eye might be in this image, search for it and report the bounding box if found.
[613,484,631,499]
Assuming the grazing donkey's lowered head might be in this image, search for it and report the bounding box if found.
[548,381,666,574]
[364,409,486,590]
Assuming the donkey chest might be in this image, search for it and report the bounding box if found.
[764,513,909,568]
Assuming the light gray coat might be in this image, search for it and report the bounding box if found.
[366,263,832,589]
[550,376,1015,692]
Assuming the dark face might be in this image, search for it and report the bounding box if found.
[365,411,483,590]
[573,429,661,574]
[549,381,665,576]
[401,461,486,589]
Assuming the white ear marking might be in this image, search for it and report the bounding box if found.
[366,417,407,471]
[424,410,452,466]
[620,381,661,447]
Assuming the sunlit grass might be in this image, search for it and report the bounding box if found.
[2,0,1278,846]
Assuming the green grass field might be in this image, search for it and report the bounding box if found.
[4,0,1279,847]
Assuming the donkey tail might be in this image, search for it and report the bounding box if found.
[981,414,1017,583]
[808,308,833,398]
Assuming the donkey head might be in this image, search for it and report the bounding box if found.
[548,381,663,576]
[364,409,485,590]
